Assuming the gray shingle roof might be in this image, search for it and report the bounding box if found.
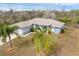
[12,18,65,28]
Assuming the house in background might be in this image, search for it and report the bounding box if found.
[12,18,65,36]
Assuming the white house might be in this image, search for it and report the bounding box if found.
[12,18,65,36]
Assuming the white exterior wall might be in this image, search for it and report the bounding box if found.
[18,29,23,35]
[16,24,64,35]
[16,26,31,36]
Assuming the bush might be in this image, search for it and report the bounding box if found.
[61,29,65,33]
[48,28,52,34]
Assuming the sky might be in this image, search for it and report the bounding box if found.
[0,3,79,11]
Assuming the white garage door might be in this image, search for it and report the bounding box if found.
[51,28,61,34]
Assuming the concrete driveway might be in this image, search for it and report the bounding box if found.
[0,34,17,45]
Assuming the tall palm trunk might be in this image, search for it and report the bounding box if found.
[8,33,12,48]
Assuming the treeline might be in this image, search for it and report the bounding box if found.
[0,9,79,26]
[0,9,56,24]
[55,10,79,25]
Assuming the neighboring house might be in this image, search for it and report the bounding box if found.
[12,18,65,36]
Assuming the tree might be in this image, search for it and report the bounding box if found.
[60,16,72,25]
[32,26,57,55]
[0,23,18,48]
[75,16,79,24]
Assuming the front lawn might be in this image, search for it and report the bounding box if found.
[0,33,58,56]
[0,33,36,56]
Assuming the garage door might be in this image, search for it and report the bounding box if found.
[51,28,61,34]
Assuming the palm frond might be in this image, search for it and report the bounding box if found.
[33,26,57,55]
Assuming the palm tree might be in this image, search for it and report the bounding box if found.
[0,23,18,48]
[32,26,57,55]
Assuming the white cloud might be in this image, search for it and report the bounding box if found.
[59,3,78,6]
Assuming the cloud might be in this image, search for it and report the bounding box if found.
[59,3,79,6]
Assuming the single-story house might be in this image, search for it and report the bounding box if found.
[12,18,65,36]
